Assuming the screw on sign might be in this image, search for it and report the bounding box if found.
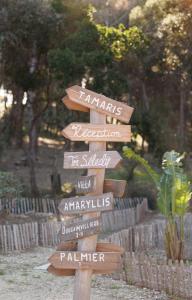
[48,85,134,300]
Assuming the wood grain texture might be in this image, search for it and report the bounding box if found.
[74,111,106,300]
[63,95,89,113]
[48,265,118,276]
[56,241,124,254]
[62,123,131,142]
[74,176,96,194]
[103,179,127,197]
[58,192,113,215]
[64,151,122,169]
[49,251,122,270]
[66,85,134,123]
[59,217,101,242]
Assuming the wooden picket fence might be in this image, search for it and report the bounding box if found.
[0,198,59,214]
[108,214,192,259]
[123,252,192,299]
[0,198,148,253]
[0,197,146,215]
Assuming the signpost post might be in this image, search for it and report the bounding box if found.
[48,85,134,300]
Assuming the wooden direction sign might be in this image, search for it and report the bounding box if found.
[48,242,124,277]
[63,95,89,113]
[66,85,134,123]
[56,241,124,254]
[49,251,122,271]
[74,176,96,194]
[60,217,101,241]
[103,179,127,198]
[64,151,122,169]
[58,192,113,215]
[62,123,131,142]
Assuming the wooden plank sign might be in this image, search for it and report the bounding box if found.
[62,123,131,142]
[60,217,101,241]
[58,192,113,215]
[66,85,134,123]
[103,179,127,198]
[64,151,122,169]
[74,176,96,194]
[56,241,124,254]
[49,251,122,271]
[48,265,117,277]
[63,96,89,113]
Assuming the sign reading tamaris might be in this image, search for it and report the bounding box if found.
[65,85,134,123]
[58,192,113,215]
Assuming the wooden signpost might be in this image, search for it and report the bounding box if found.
[48,85,134,300]
[60,217,101,241]
[62,123,131,142]
[64,151,122,169]
[74,175,96,194]
[58,192,113,215]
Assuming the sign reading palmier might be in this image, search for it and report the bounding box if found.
[65,85,133,123]
[58,192,113,215]
[49,251,122,271]
[60,217,101,241]
[64,151,122,169]
[62,123,131,142]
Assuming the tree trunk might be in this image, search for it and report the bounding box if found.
[10,87,24,147]
[179,82,185,151]
[27,91,39,196]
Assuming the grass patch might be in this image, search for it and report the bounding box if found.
[0,270,5,275]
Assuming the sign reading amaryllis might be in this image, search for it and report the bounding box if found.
[62,123,131,142]
[65,85,133,123]
[58,192,113,215]
[64,151,122,169]
[60,217,101,241]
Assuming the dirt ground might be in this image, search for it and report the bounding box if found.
[0,247,171,300]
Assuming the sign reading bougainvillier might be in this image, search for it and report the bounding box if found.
[64,151,122,169]
[58,192,113,215]
[60,217,101,241]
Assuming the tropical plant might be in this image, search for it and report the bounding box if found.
[123,147,192,260]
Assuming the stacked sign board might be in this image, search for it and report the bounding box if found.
[48,85,134,300]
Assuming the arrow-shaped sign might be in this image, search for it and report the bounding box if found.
[60,217,101,241]
[64,151,122,169]
[63,96,89,113]
[66,85,134,123]
[62,123,131,142]
[58,192,113,215]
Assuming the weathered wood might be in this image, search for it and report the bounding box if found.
[64,151,122,169]
[74,111,106,300]
[75,176,96,194]
[59,217,101,241]
[49,251,122,271]
[48,265,117,276]
[63,95,89,113]
[66,85,134,123]
[103,179,127,197]
[58,192,113,215]
[62,123,131,142]
[57,241,124,254]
